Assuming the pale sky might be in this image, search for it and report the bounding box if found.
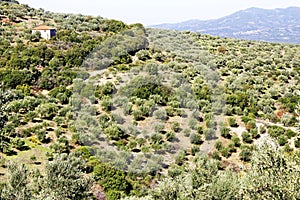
[18,0,300,25]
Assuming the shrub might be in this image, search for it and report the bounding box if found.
[190,133,203,145]
[259,125,266,134]
[153,109,167,121]
[171,122,180,132]
[228,142,236,153]
[11,138,28,151]
[245,120,256,131]
[215,140,223,151]
[205,128,216,140]
[277,135,288,146]
[197,126,204,134]
[188,118,198,130]
[286,129,297,139]
[239,149,252,162]
[250,128,260,139]
[220,127,231,139]
[183,129,191,137]
[174,150,186,165]
[228,117,238,127]
[132,109,144,121]
[135,50,150,61]
[153,123,165,133]
[268,126,285,138]
[150,133,163,144]
[105,124,126,140]
[191,146,200,156]
[166,131,176,142]
[93,163,131,193]
[294,138,300,148]
[167,165,183,178]
[211,151,221,160]
[242,131,252,143]
[230,135,241,147]
[220,147,231,158]
[241,116,253,124]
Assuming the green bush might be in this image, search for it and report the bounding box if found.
[220,147,231,158]
[228,117,238,127]
[231,135,241,147]
[211,151,221,160]
[268,125,285,138]
[250,128,260,139]
[286,129,297,139]
[294,138,300,148]
[171,122,180,132]
[239,148,252,162]
[242,131,252,143]
[105,124,126,140]
[220,127,231,139]
[277,135,288,146]
[166,131,176,142]
[215,140,223,151]
[190,133,203,145]
[93,163,132,193]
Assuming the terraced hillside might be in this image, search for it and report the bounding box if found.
[1,1,300,199]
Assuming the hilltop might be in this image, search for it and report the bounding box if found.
[150,7,300,44]
[1,1,300,199]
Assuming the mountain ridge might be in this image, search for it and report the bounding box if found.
[150,7,300,44]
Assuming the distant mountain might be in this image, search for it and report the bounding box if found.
[150,7,300,44]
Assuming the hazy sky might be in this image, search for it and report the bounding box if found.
[18,0,300,25]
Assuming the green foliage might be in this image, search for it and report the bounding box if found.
[153,109,167,121]
[242,142,300,199]
[220,126,231,139]
[230,135,241,147]
[50,136,71,153]
[0,162,31,200]
[190,133,203,145]
[171,121,180,132]
[242,131,252,143]
[1,3,300,199]
[286,129,297,139]
[38,153,93,199]
[268,125,285,138]
[150,133,163,144]
[215,140,223,151]
[0,69,38,88]
[165,131,176,141]
[250,128,260,139]
[174,149,186,165]
[36,103,59,120]
[1,153,93,199]
[220,147,231,158]
[93,163,132,196]
[294,137,300,148]
[135,49,151,61]
[277,135,288,146]
[239,148,252,162]
[96,82,116,99]
[101,19,128,33]
[205,128,216,140]
[211,151,221,160]
[120,75,174,104]
[228,117,238,127]
[279,95,300,113]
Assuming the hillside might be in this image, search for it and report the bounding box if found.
[1,1,300,199]
[150,7,300,44]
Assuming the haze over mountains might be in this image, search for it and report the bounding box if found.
[150,7,300,44]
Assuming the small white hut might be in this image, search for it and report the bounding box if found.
[32,25,56,40]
